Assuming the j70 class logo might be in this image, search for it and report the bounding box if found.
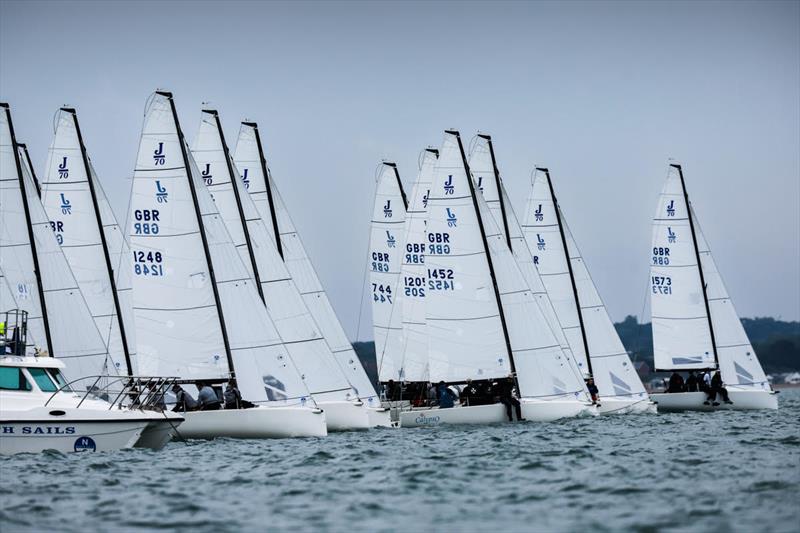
[443,175,454,195]
[667,227,676,243]
[153,142,165,165]
[59,193,71,215]
[422,189,430,208]
[57,156,69,179]
[155,180,168,203]
[534,204,543,222]
[383,199,392,218]
[386,230,396,248]
[201,163,213,185]
[476,176,484,192]
[446,208,457,227]
[536,234,546,251]
[241,168,250,189]
[666,200,675,217]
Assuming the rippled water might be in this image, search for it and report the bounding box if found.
[2,390,799,532]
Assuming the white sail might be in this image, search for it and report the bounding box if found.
[233,122,379,402]
[40,108,134,375]
[650,166,715,370]
[521,167,647,399]
[368,162,407,382]
[129,92,312,405]
[396,148,438,382]
[0,104,118,378]
[191,110,357,403]
[0,264,41,350]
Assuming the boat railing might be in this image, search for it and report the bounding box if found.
[44,375,180,412]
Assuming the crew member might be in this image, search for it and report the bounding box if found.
[497,376,523,421]
[685,371,699,392]
[667,371,685,393]
[197,382,222,411]
[586,377,600,405]
[706,371,733,406]
[172,384,198,412]
[436,381,456,409]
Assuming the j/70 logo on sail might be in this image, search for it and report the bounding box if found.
[201,163,213,185]
[383,199,392,218]
[57,156,69,179]
[476,176,484,192]
[422,189,430,208]
[444,175,454,195]
[59,193,72,215]
[534,204,543,222]
[153,142,165,165]
[446,208,457,227]
[537,234,546,250]
[241,168,250,189]
[155,181,168,203]
[386,231,396,248]
[667,227,676,243]
[666,200,675,217]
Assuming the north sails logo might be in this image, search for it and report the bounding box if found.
[57,156,69,179]
[153,142,165,165]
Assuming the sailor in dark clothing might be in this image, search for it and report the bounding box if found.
[172,384,198,412]
[224,379,242,409]
[586,377,600,406]
[437,381,456,409]
[497,376,523,421]
[461,379,482,406]
[667,372,686,393]
[705,371,733,406]
[685,371,699,392]
[197,382,222,411]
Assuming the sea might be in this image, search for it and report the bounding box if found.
[2,389,799,533]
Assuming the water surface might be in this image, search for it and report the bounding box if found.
[2,389,799,532]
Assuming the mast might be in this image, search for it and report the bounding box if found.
[18,143,41,197]
[2,103,54,356]
[66,108,134,376]
[452,130,518,382]
[161,92,235,374]
[386,161,408,210]
[538,167,593,377]
[207,111,264,302]
[480,134,512,249]
[673,163,719,368]
[244,122,283,259]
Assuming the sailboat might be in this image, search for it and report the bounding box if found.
[400,130,594,427]
[128,91,327,438]
[522,166,655,414]
[233,122,389,427]
[191,109,370,431]
[649,163,777,411]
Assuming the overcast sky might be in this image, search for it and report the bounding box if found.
[2,0,798,340]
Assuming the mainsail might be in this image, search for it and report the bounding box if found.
[129,92,311,404]
[368,162,407,382]
[0,103,119,378]
[40,108,136,375]
[233,122,379,402]
[651,164,769,389]
[523,167,648,399]
[191,109,358,403]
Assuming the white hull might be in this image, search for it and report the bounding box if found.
[596,397,658,416]
[366,407,392,428]
[319,401,370,431]
[400,404,507,427]
[520,399,598,421]
[135,412,185,449]
[0,414,147,455]
[652,390,778,412]
[174,406,328,439]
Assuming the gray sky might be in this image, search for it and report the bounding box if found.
[2,0,798,340]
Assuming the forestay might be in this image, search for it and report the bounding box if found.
[650,165,715,371]
[191,110,357,403]
[396,149,438,382]
[368,162,407,382]
[522,167,647,399]
[129,92,311,405]
[40,108,135,375]
[0,104,118,378]
[233,123,379,402]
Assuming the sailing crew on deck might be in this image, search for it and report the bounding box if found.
[586,377,600,405]
[172,384,198,412]
[685,371,699,392]
[461,379,480,406]
[197,382,222,411]
[436,381,456,409]
[700,370,712,396]
[224,379,243,409]
[497,376,523,421]
[667,371,686,393]
[706,371,733,406]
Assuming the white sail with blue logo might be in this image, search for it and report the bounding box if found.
[368,162,407,382]
[523,168,648,402]
[129,92,312,405]
[396,148,438,383]
[190,110,358,404]
[0,103,119,378]
[40,108,136,376]
[233,123,380,403]
[651,165,769,389]
[426,130,590,403]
